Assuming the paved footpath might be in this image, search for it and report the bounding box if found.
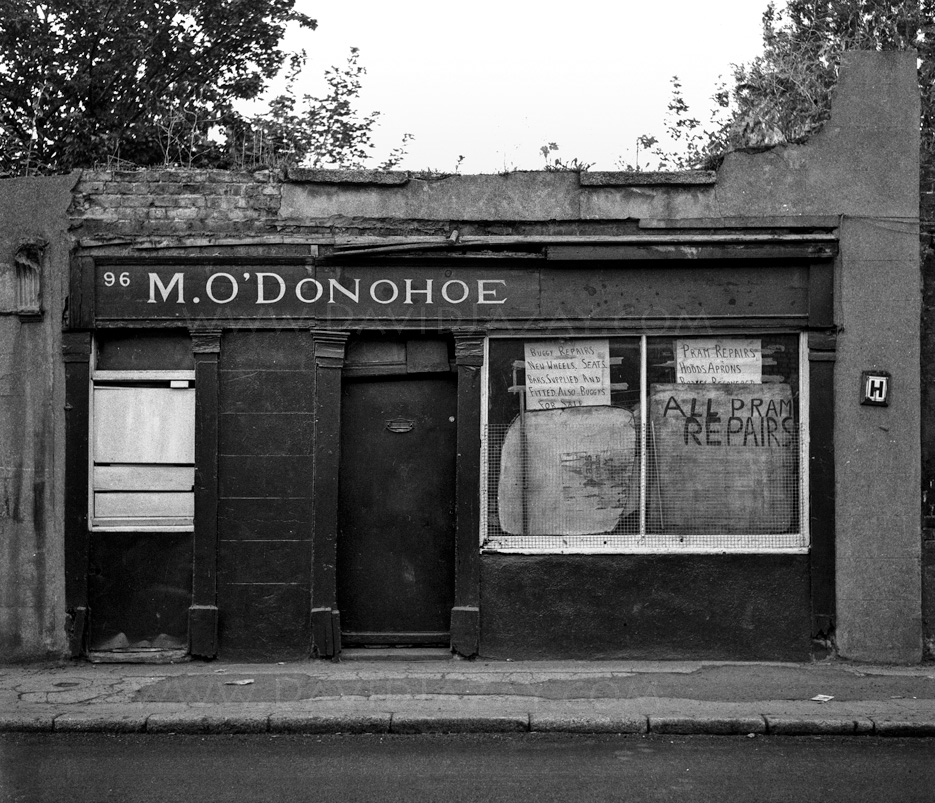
[2,655,935,736]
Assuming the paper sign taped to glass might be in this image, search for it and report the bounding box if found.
[523,339,611,410]
[675,337,762,384]
[497,406,638,536]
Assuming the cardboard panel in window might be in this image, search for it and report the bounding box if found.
[648,383,798,535]
[497,406,638,536]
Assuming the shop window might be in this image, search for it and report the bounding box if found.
[90,333,195,531]
[483,334,806,552]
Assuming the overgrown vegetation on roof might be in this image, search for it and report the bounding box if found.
[623,0,932,173]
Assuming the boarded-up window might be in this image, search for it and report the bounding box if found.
[484,334,805,552]
[91,360,195,530]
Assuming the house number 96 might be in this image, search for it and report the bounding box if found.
[103,272,130,287]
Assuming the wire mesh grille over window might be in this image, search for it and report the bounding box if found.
[495,406,640,537]
[647,383,798,534]
[484,334,806,552]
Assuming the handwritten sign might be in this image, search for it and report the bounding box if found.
[649,383,796,534]
[675,338,762,384]
[524,339,610,410]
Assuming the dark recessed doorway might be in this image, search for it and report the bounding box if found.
[337,373,457,646]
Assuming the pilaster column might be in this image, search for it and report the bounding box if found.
[310,330,349,657]
[450,330,485,657]
[63,332,92,657]
[190,329,221,658]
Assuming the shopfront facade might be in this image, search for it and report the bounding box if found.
[62,242,834,661]
[0,51,925,663]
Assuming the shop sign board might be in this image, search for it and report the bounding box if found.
[524,338,611,410]
[93,263,540,322]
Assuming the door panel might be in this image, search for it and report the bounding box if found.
[337,375,457,642]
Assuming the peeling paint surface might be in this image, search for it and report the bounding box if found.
[0,174,76,660]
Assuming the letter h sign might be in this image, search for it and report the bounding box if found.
[860,371,890,407]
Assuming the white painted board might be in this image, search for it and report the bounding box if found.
[93,465,195,491]
[93,386,195,464]
[94,491,194,519]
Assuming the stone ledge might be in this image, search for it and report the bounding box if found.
[285,168,410,186]
[580,170,717,187]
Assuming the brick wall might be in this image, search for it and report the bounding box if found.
[70,169,283,238]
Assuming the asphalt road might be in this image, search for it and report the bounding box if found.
[2,732,934,802]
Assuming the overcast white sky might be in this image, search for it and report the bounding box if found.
[274,1,775,173]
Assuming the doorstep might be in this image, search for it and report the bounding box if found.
[338,647,455,662]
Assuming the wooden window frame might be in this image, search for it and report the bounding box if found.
[481,331,810,555]
[88,339,196,533]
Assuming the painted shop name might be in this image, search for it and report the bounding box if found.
[142,271,508,306]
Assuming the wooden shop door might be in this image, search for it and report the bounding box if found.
[337,375,457,645]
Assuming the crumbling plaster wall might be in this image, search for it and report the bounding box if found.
[0,174,76,660]
[717,51,921,663]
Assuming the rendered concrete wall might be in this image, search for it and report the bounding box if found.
[754,52,921,663]
[916,52,935,661]
[0,174,76,660]
[833,215,921,662]
[723,52,922,663]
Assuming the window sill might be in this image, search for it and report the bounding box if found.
[481,540,809,555]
